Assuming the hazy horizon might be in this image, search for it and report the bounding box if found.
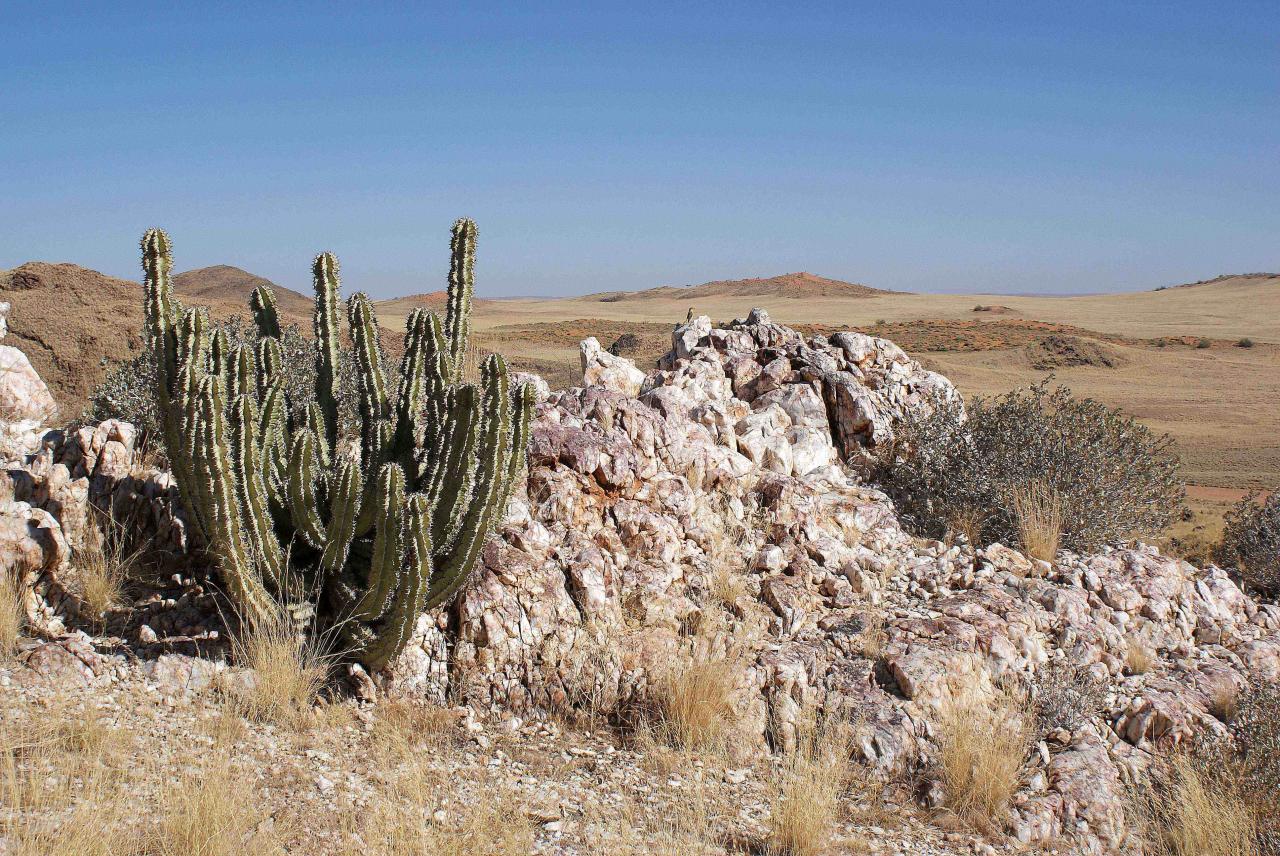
[3,3,1277,299]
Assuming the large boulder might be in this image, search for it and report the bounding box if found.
[0,303,58,462]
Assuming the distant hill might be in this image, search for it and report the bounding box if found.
[374,290,493,320]
[587,272,890,302]
[1155,273,1280,292]
[172,265,313,318]
[0,262,313,415]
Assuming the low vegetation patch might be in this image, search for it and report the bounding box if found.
[225,613,333,730]
[881,381,1183,553]
[0,568,24,656]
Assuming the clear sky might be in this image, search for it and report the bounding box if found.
[1,2,1276,298]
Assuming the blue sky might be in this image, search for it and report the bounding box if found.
[1,2,1276,298]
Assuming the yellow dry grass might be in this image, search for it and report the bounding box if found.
[0,696,132,856]
[1012,481,1062,563]
[74,513,138,620]
[1137,755,1258,856]
[1125,637,1157,676]
[0,566,24,656]
[226,613,330,730]
[936,685,1032,830]
[144,751,283,856]
[647,656,740,754]
[766,713,853,856]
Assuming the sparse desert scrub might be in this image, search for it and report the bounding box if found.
[1216,489,1280,600]
[855,608,887,660]
[935,684,1032,830]
[1132,754,1257,856]
[881,381,1183,553]
[588,782,726,856]
[73,511,139,620]
[1125,636,1157,676]
[0,696,132,856]
[343,745,534,856]
[766,712,853,856]
[145,750,283,856]
[371,697,459,753]
[1031,659,1107,739]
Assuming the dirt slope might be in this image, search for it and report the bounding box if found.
[0,262,313,416]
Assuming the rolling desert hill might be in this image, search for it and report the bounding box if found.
[172,265,314,319]
[585,271,889,302]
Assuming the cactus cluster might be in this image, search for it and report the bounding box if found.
[141,220,533,670]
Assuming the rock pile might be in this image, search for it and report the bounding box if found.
[4,306,1278,854]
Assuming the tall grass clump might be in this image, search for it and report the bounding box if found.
[227,612,331,730]
[646,656,739,753]
[766,712,852,856]
[0,568,24,656]
[880,381,1183,553]
[1011,480,1062,562]
[935,685,1032,830]
[75,511,140,620]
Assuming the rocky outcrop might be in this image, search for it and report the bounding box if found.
[5,307,1278,854]
[0,302,58,462]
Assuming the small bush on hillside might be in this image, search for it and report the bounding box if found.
[1196,338,1212,349]
[880,382,1183,553]
[86,311,361,452]
[1216,491,1280,600]
[1030,660,1107,740]
[1236,337,1255,349]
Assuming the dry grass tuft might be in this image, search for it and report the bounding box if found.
[1135,754,1257,856]
[945,504,989,547]
[855,609,887,660]
[0,567,25,656]
[936,684,1032,830]
[648,656,739,753]
[345,757,534,855]
[74,513,138,620]
[591,782,727,856]
[767,713,853,856]
[372,697,458,754]
[227,613,331,730]
[1125,637,1157,676]
[1012,480,1062,563]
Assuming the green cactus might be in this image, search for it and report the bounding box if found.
[141,219,533,671]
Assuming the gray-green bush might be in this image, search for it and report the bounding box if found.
[879,382,1183,553]
[1216,490,1280,600]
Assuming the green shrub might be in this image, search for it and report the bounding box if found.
[1216,490,1280,599]
[1237,338,1255,349]
[1195,338,1211,349]
[879,382,1183,553]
